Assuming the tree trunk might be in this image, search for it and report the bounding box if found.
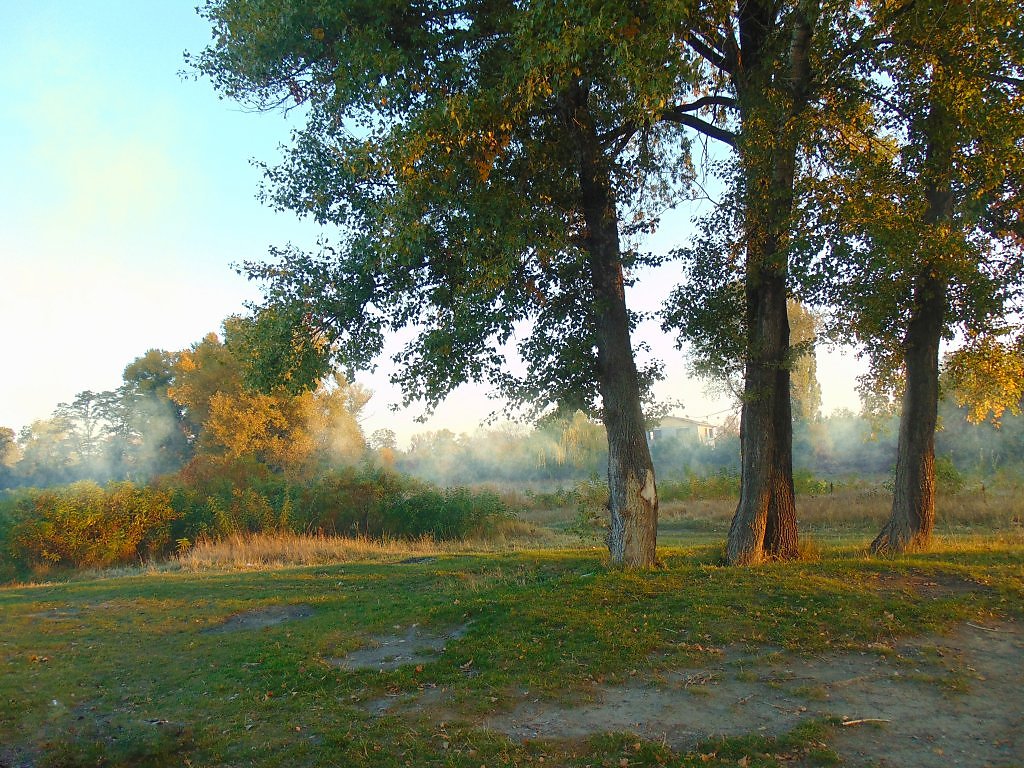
[871,82,953,556]
[871,273,945,554]
[726,2,812,565]
[728,268,799,565]
[568,84,658,569]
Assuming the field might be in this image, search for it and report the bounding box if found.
[1,491,1021,767]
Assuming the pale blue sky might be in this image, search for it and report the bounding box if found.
[0,2,860,443]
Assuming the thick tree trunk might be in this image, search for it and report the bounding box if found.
[871,274,945,554]
[728,262,799,565]
[569,85,658,569]
[726,2,812,565]
[871,86,953,556]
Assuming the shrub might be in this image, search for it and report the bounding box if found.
[4,482,176,572]
[0,464,513,579]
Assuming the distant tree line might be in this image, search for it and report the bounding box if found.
[386,401,1024,490]
[0,317,368,491]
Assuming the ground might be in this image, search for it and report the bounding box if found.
[0,532,1021,767]
[330,598,1022,767]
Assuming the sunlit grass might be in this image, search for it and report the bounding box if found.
[0,527,1020,767]
[174,522,576,572]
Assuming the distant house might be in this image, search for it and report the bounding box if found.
[647,416,718,446]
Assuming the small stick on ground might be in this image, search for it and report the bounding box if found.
[966,622,1001,633]
[841,718,891,727]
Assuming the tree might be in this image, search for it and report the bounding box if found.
[808,0,1024,553]
[15,418,77,486]
[194,0,698,566]
[944,335,1024,427]
[115,349,194,479]
[0,427,19,488]
[661,0,863,563]
[171,321,369,479]
[54,390,114,469]
[788,301,822,423]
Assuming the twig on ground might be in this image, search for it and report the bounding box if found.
[966,622,1000,632]
[841,718,891,727]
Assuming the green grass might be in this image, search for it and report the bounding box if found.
[1,532,1021,767]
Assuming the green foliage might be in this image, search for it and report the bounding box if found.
[4,482,176,572]
[934,456,965,496]
[0,468,512,579]
[192,0,693,423]
[807,0,1024,391]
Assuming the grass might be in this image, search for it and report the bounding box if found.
[0,501,1021,767]
[174,521,568,571]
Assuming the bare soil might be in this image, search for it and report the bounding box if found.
[327,623,472,672]
[372,619,1023,767]
[203,604,315,633]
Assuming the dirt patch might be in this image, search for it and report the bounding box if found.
[27,607,81,621]
[203,604,314,634]
[328,623,470,671]
[871,571,993,599]
[467,620,1021,766]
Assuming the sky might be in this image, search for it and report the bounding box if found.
[0,1,865,447]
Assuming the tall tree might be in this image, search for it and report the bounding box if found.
[0,427,18,489]
[54,390,114,468]
[115,349,194,479]
[788,300,822,423]
[15,418,77,486]
[194,0,698,566]
[808,0,1024,553]
[661,0,862,563]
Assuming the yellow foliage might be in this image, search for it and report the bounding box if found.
[170,328,368,478]
[945,336,1024,424]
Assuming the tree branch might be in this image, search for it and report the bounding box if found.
[672,95,737,112]
[660,107,737,147]
[685,34,733,75]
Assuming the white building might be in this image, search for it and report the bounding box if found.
[646,415,718,446]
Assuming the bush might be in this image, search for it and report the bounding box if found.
[0,465,513,578]
[935,455,965,495]
[4,482,176,573]
[660,471,741,502]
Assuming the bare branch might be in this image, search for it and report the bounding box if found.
[660,107,737,147]
[672,95,737,112]
[685,34,733,74]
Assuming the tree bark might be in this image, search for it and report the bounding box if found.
[726,1,812,565]
[728,243,799,565]
[871,271,945,554]
[871,88,953,555]
[567,84,659,569]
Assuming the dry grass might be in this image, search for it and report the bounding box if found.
[657,488,1024,533]
[174,520,573,572]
